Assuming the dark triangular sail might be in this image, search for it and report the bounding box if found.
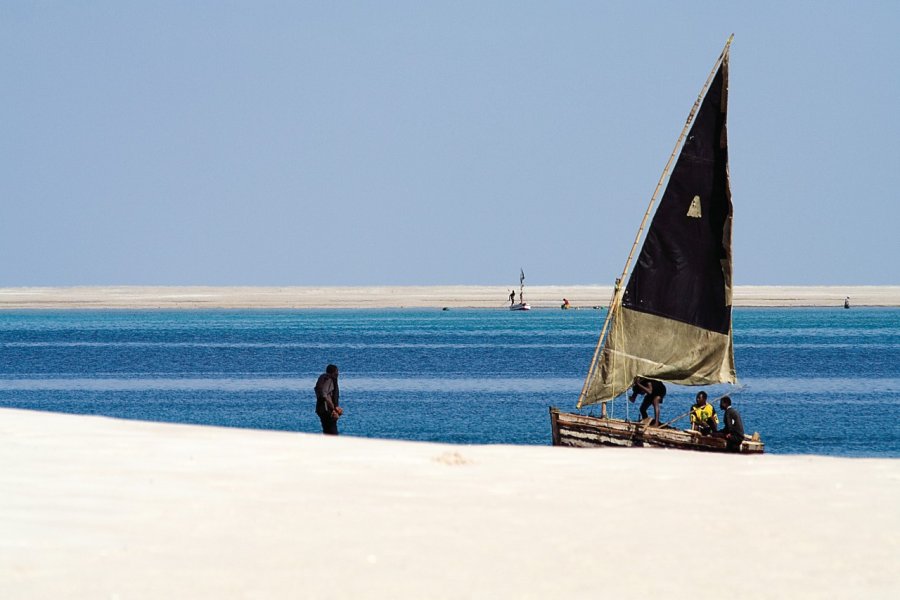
[623,60,732,333]
[580,46,735,407]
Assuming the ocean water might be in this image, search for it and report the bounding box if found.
[0,308,897,457]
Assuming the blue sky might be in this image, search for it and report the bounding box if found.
[2,1,898,286]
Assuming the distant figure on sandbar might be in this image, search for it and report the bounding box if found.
[561,298,570,310]
[689,390,718,435]
[314,364,342,435]
[844,297,851,309]
[509,290,516,305]
[629,376,666,427]
[717,396,744,452]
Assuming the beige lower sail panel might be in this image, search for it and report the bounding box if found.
[549,408,764,453]
[582,306,736,407]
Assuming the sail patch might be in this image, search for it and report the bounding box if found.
[687,196,702,218]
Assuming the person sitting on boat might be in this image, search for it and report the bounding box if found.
[717,396,744,452]
[689,391,718,435]
[628,376,666,427]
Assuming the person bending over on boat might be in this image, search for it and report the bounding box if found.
[689,391,718,435]
[717,396,744,452]
[314,364,343,435]
[629,376,666,427]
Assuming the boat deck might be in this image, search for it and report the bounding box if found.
[550,407,764,454]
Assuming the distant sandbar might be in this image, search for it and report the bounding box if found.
[0,285,898,309]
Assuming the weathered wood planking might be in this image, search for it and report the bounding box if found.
[549,407,764,454]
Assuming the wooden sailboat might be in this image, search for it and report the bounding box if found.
[510,268,531,311]
[550,36,763,453]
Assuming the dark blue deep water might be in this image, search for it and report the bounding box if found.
[1,308,898,457]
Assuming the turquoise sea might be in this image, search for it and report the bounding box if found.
[0,308,898,457]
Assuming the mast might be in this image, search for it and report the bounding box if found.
[519,268,525,303]
[576,35,734,410]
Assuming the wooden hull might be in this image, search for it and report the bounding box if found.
[549,407,764,454]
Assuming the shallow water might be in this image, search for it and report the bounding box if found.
[0,308,897,457]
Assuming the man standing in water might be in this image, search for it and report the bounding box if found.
[314,364,342,435]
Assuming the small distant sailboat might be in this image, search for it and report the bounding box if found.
[510,269,531,311]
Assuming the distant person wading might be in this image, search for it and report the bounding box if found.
[314,364,342,435]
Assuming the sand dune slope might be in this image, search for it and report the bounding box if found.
[1,408,898,599]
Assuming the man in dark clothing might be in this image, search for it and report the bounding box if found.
[719,396,744,452]
[629,376,666,426]
[314,364,342,435]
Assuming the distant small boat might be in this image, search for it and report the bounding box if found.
[509,268,531,311]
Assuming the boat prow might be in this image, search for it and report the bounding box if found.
[549,407,764,454]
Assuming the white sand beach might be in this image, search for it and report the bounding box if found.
[1,408,898,599]
[1,285,899,309]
